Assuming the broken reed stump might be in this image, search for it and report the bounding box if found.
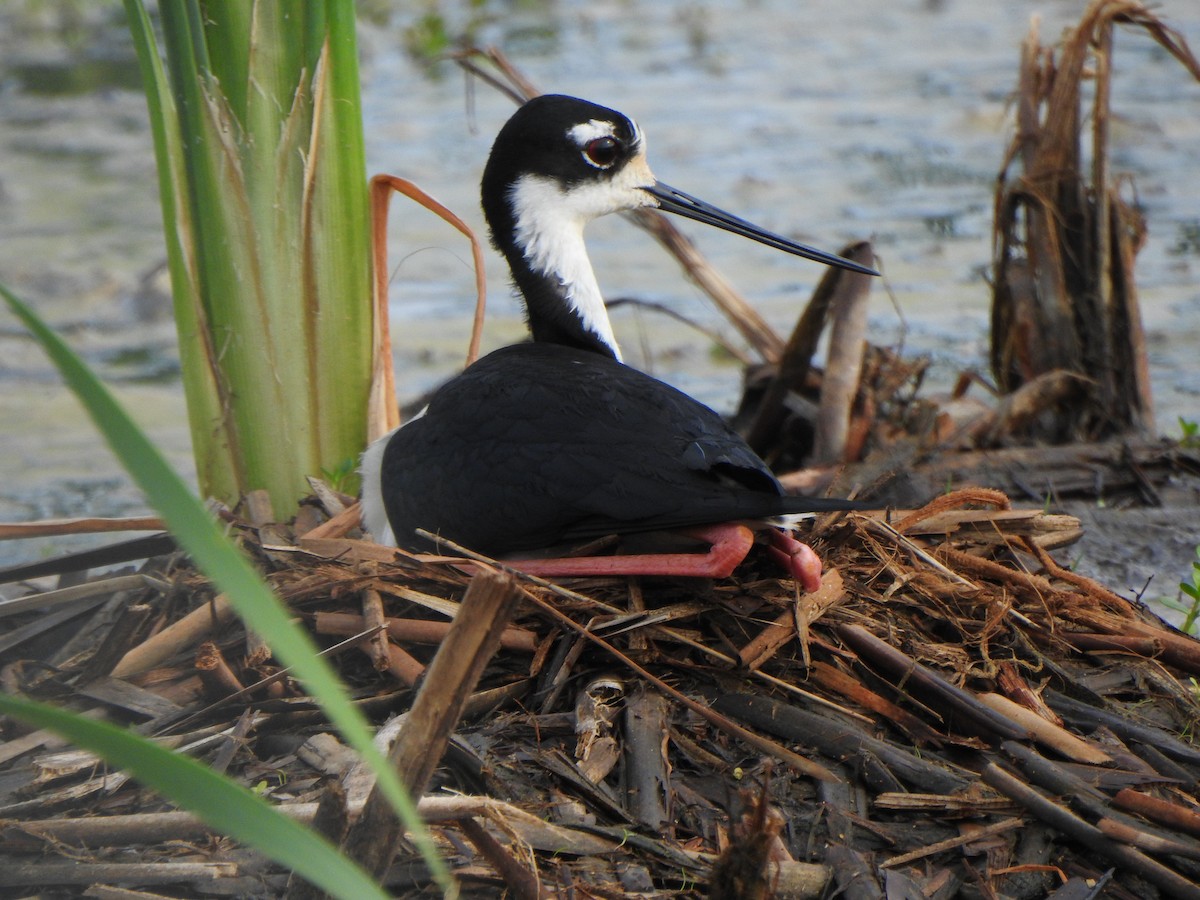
[744,241,875,463]
[990,0,1200,443]
[340,567,523,879]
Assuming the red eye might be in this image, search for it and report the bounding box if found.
[584,136,620,168]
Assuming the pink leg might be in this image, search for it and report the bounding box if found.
[508,523,755,579]
[766,529,823,593]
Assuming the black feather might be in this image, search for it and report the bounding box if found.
[381,343,857,555]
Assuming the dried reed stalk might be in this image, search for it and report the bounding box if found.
[990,0,1200,441]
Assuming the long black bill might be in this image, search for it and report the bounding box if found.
[646,182,879,277]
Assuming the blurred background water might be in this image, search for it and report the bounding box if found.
[1,0,1198,584]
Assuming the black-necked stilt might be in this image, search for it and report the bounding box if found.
[361,95,876,590]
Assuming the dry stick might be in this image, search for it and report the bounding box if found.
[894,508,1081,547]
[0,708,107,767]
[0,861,237,890]
[892,487,1011,535]
[997,661,1061,726]
[1092,10,1156,436]
[738,569,845,671]
[368,174,489,442]
[811,247,876,465]
[1098,818,1200,861]
[807,661,944,748]
[836,624,1030,743]
[0,516,166,539]
[342,568,524,879]
[999,741,1108,804]
[874,792,1017,814]
[714,691,970,795]
[1092,12,1112,368]
[314,610,537,653]
[1111,184,1155,433]
[881,817,1026,869]
[934,546,1058,603]
[243,621,271,672]
[977,694,1111,764]
[360,587,391,672]
[379,639,426,687]
[8,795,617,858]
[425,794,617,856]
[111,594,236,678]
[323,587,426,685]
[1076,623,1200,677]
[210,708,256,777]
[75,601,155,683]
[367,175,397,439]
[456,817,544,900]
[1113,789,1200,838]
[1019,536,1131,610]
[623,687,672,832]
[983,762,1200,900]
[1045,689,1200,767]
[304,475,351,519]
[0,574,163,621]
[194,641,245,700]
[78,676,184,720]
[77,885,180,900]
[0,600,105,658]
[302,501,363,540]
[745,241,873,453]
[475,45,542,102]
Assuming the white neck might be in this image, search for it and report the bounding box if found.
[508,174,627,361]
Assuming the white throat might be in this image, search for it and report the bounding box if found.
[508,174,625,360]
[360,429,397,546]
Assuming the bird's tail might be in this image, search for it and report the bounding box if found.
[771,493,871,524]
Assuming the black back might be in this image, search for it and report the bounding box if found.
[381,343,853,554]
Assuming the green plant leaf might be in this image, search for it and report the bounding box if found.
[0,693,387,900]
[124,0,372,519]
[124,0,236,502]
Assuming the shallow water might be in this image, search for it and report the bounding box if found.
[1,1,1198,593]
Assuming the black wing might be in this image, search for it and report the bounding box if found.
[381,343,835,555]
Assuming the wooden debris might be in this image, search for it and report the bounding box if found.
[990,0,1200,442]
[744,241,875,457]
[342,568,523,878]
[811,245,875,466]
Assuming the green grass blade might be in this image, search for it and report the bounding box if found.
[0,693,387,900]
[0,283,454,894]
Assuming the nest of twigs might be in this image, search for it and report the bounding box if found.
[4,480,1200,899]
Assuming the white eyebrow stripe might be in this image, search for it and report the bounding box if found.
[568,119,618,147]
